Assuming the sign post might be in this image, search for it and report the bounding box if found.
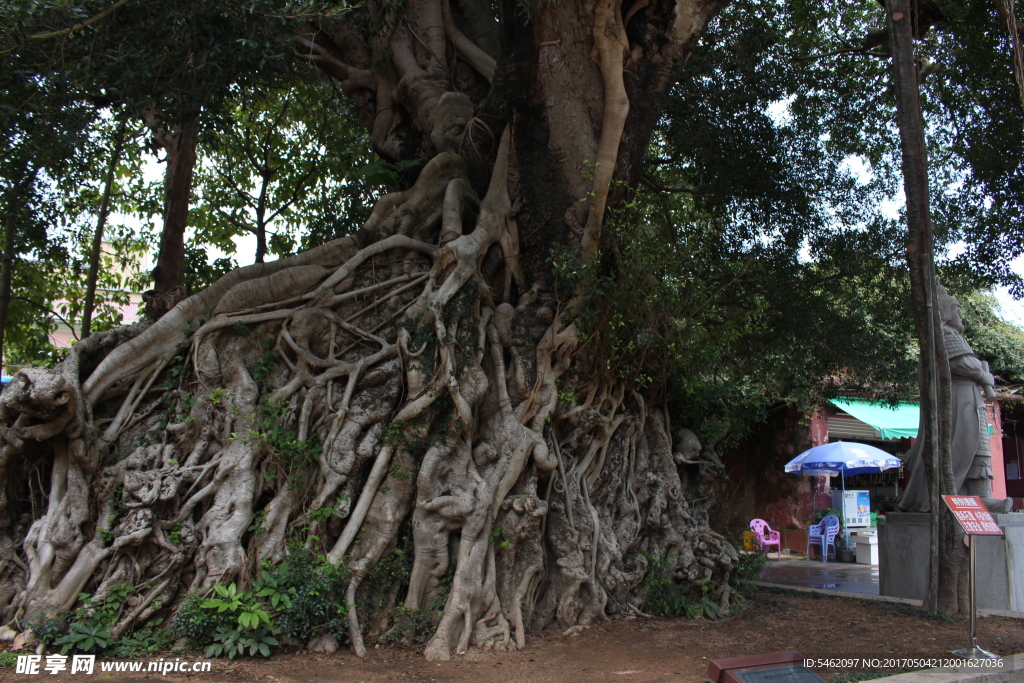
[942,495,1003,660]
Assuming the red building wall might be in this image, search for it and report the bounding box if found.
[713,406,817,533]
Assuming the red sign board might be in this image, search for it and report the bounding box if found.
[942,496,1004,536]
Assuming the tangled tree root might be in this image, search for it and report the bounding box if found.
[0,127,736,660]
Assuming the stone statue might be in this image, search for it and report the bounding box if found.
[898,285,1011,513]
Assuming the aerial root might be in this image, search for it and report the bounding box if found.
[0,117,736,659]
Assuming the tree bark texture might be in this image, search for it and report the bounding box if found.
[886,0,966,615]
[144,109,197,314]
[0,0,736,658]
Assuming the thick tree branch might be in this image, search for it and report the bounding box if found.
[581,0,630,260]
[1,0,129,55]
[442,0,496,82]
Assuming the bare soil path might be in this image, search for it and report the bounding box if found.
[3,588,1022,683]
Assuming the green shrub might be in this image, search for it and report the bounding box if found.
[0,652,18,668]
[173,593,236,649]
[171,546,349,657]
[25,583,171,658]
[732,546,769,586]
[30,614,65,647]
[270,554,349,642]
[385,564,452,643]
[51,585,130,655]
[640,552,722,619]
[107,623,172,658]
[207,626,279,659]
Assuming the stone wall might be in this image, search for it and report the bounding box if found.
[879,512,1024,612]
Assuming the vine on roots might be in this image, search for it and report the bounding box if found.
[0,126,738,662]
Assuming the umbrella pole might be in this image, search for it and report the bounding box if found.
[841,473,850,546]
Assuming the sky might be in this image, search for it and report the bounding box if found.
[991,262,1024,326]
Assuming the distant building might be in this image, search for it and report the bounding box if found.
[714,397,1018,549]
[48,292,145,349]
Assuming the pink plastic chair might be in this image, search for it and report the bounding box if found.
[749,518,782,560]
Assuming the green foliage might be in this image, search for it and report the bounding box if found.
[560,9,935,435]
[30,584,170,657]
[31,614,66,647]
[207,626,279,659]
[957,291,1024,387]
[382,421,405,446]
[184,243,236,294]
[252,397,322,475]
[731,547,770,590]
[56,620,113,655]
[387,604,437,641]
[109,623,173,658]
[0,652,18,668]
[200,583,271,631]
[269,550,349,641]
[254,570,294,611]
[307,505,340,523]
[698,580,724,619]
[192,81,375,265]
[356,158,422,190]
[640,553,724,620]
[253,347,280,382]
[173,593,236,649]
[385,565,453,643]
[179,392,197,413]
[53,585,130,654]
[387,464,411,480]
[551,199,917,447]
[0,105,153,369]
[172,547,349,657]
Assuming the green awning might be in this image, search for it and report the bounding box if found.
[829,398,919,440]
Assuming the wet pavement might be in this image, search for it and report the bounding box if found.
[757,556,880,595]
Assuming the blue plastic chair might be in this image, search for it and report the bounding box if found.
[807,514,840,562]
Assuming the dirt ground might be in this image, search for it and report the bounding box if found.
[3,588,1022,683]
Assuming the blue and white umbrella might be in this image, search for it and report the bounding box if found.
[785,441,901,478]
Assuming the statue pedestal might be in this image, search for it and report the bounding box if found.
[878,512,1024,612]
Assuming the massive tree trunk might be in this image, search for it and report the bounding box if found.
[143,109,198,318]
[0,0,737,659]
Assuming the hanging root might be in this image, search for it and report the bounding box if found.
[0,100,735,656]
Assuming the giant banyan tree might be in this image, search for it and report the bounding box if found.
[0,0,739,659]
